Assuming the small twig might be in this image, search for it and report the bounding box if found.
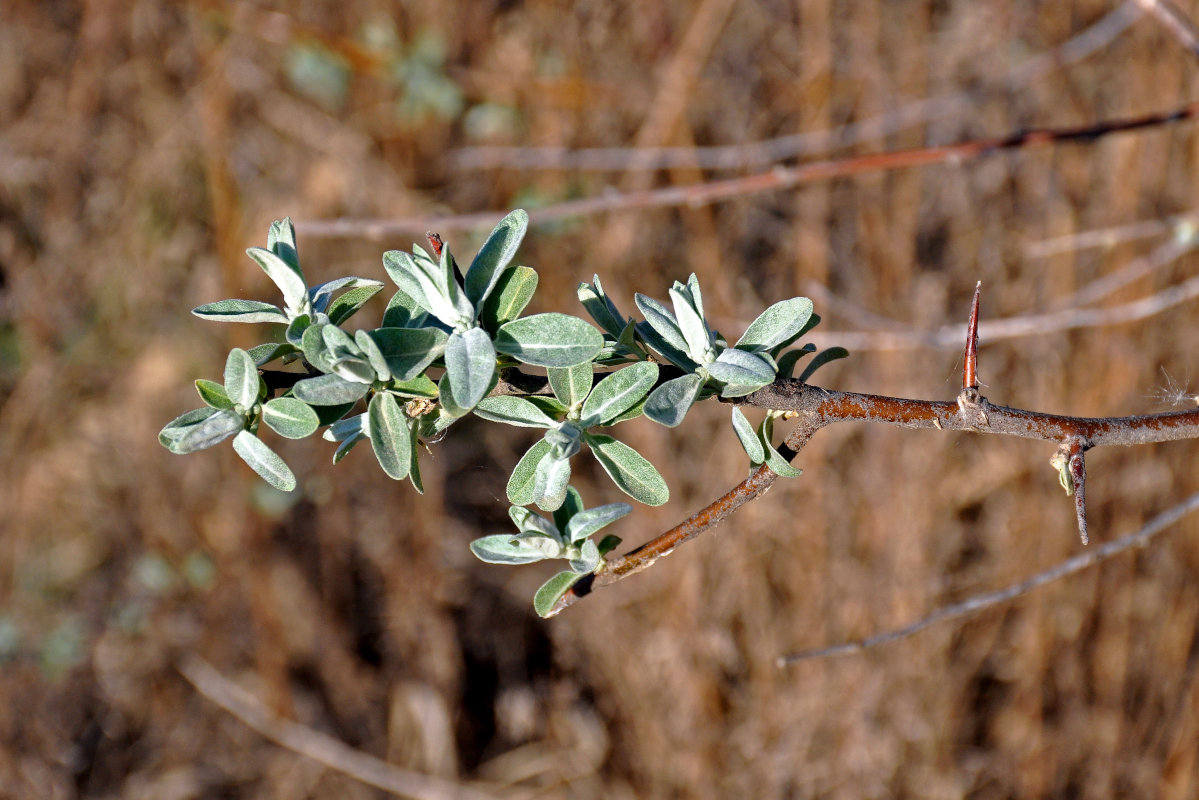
[963,281,981,391]
[1069,441,1090,545]
[298,100,1199,239]
[776,491,1199,664]
[1023,209,1199,259]
[1054,229,1199,309]
[177,655,494,800]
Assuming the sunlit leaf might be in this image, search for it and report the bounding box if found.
[494,313,603,367]
[444,327,496,412]
[192,299,288,324]
[223,348,260,409]
[580,362,658,427]
[564,502,631,544]
[246,246,308,314]
[548,362,593,408]
[585,433,669,506]
[731,406,766,464]
[233,431,297,491]
[195,379,232,409]
[262,397,320,439]
[474,396,556,428]
[465,209,528,307]
[735,297,815,352]
[507,438,553,506]
[292,373,371,405]
[470,534,553,565]
[368,392,412,480]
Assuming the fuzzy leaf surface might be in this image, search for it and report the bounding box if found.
[494,313,603,367]
[233,431,296,491]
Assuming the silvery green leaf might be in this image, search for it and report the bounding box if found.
[321,323,360,361]
[544,424,582,460]
[439,244,477,322]
[512,531,564,559]
[552,486,584,533]
[605,396,647,425]
[565,502,631,544]
[534,450,571,512]
[479,265,537,333]
[759,417,802,477]
[408,445,424,495]
[159,407,241,453]
[735,297,815,352]
[389,373,439,399]
[331,356,378,385]
[381,251,432,313]
[708,348,776,397]
[580,361,658,427]
[634,321,693,370]
[368,392,411,480]
[507,438,553,506]
[300,324,335,372]
[399,248,468,326]
[354,330,391,382]
[533,571,581,618]
[232,431,296,491]
[474,396,556,428]
[195,379,233,409]
[470,535,550,565]
[285,313,314,347]
[776,343,817,378]
[266,217,301,274]
[585,433,669,506]
[797,346,849,382]
[569,538,601,574]
[644,373,704,427]
[309,277,383,313]
[731,406,766,465]
[634,293,690,356]
[578,276,625,338]
[369,327,447,381]
[685,273,705,320]
[246,246,308,315]
[328,284,384,326]
[382,287,428,329]
[247,341,298,366]
[548,362,593,408]
[223,348,260,409]
[437,372,469,418]
[192,299,288,324]
[494,313,603,367]
[292,374,371,405]
[466,209,528,307]
[510,506,562,540]
[323,412,368,443]
[332,432,366,464]
[263,397,320,439]
[669,285,713,363]
[597,534,622,556]
[444,327,496,412]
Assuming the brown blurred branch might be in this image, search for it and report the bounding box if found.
[178,655,495,800]
[548,382,1199,615]
[300,99,1199,240]
[777,491,1199,664]
[448,2,1141,172]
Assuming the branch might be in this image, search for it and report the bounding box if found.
[549,381,1199,615]
[776,491,1199,664]
[297,100,1199,240]
[177,655,495,800]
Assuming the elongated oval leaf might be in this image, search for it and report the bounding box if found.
[381,287,428,329]
[533,571,582,618]
[577,278,624,338]
[292,373,371,405]
[193,299,288,324]
[368,392,412,480]
[707,348,775,396]
[368,327,446,381]
[581,362,658,427]
[247,341,299,367]
[731,406,766,464]
[262,397,320,439]
[507,438,553,506]
[585,433,669,506]
[511,505,562,540]
[466,209,528,307]
[643,372,704,427]
[444,327,496,412]
[533,450,572,511]
[330,356,378,385]
[552,486,585,534]
[494,313,603,367]
[309,277,383,313]
[797,346,850,383]
[233,430,296,491]
[634,293,689,355]
[246,247,308,314]
[470,534,552,565]
[354,329,391,382]
[266,217,301,274]
[474,396,556,428]
[159,407,236,453]
[382,251,433,313]
[479,265,537,333]
[548,362,593,408]
[327,284,384,326]
[735,297,815,352]
[195,379,232,409]
[223,348,260,409]
[564,503,632,544]
[669,285,713,363]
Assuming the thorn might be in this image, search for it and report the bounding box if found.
[1068,441,1089,546]
[963,281,981,391]
[426,231,445,257]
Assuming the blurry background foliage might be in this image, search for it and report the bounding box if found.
[5,0,1199,798]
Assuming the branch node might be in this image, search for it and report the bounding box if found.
[1051,440,1090,545]
[956,387,990,427]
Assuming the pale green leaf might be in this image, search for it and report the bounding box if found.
[708,348,775,396]
[369,327,447,380]
[327,284,384,325]
[533,451,571,511]
[474,396,556,428]
[569,539,601,574]
[731,406,766,464]
[266,217,301,274]
[548,362,593,408]
[292,373,371,405]
[233,431,297,491]
[586,433,669,506]
[634,293,690,356]
[368,392,412,480]
[444,327,496,411]
[195,379,232,409]
[580,362,658,427]
[223,348,260,409]
[246,246,308,314]
[507,438,552,506]
[669,285,713,363]
[159,407,243,454]
[735,297,815,352]
[494,312,602,367]
[643,373,704,427]
[564,503,631,544]
[354,329,391,382]
[466,209,528,307]
[262,397,320,439]
[533,571,581,618]
[470,534,552,565]
[192,299,288,324]
[479,265,537,333]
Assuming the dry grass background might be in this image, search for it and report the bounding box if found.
[3,0,1199,797]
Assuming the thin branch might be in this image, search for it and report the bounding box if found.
[777,491,1199,664]
[1054,228,1199,309]
[1023,209,1199,259]
[549,380,1199,615]
[1132,0,1199,57]
[298,100,1199,240]
[447,3,1141,172]
[177,655,495,800]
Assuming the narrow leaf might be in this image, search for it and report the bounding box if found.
[735,297,815,352]
[533,451,572,511]
[292,374,371,405]
[634,293,690,356]
[246,247,308,314]
[643,373,704,427]
[669,285,713,363]
[195,379,232,409]
[232,431,297,491]
[533,571,581,618]
[564,503,632,544]
[160,407,241,454]
[797,346,850,383]
[494,313,603,367]
[368,392,412,480]
[578,277,624,338]
[507,438,553,506]
[470,534,552,565]
[731,406,766,464]
[247,341,298,367]
[192,299,288,324]
[580,361,658,427]
[327,284,384,326]
[381,252,432,315]
[223,348,260,409]
[466,209,528,307]
[474,396,556,428]
[262,397,320,439]
[586,434,669,506]
[266,217,301,274]
[355,329,392,382]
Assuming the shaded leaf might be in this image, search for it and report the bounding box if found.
[776,343,817,378]
[327,283,384,325]
[552,486,585,533]
[355,329,391,382]
[369,327,447,380]
[731,406,766,464]
[548,362,593,408]
[507,438,552,506]
[266,217,301,274]
[444,327,496,412]
[707,348,775,396]
[474,396,556,428]
[479,265,537,333]
[195,379,232,409]
[564,502,631,544]
[233,431,297,491]
[797,346,850,382]
[292,373,371,405]
[247,341,299,367]
[634,293,690,356]
[533,571,581,618]
[643,372,704,427]
[381,286,428,329]
[569,538,601,574]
